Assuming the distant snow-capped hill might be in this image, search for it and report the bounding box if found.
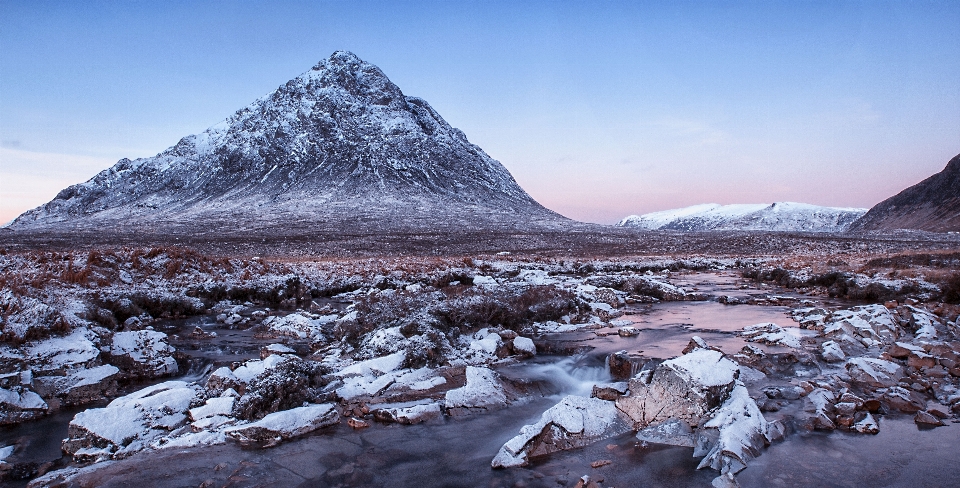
[617,202,867,232]
[11,51,566,233]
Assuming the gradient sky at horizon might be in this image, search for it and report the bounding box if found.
[1,0,959,225]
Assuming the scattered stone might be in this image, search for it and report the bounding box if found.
[590,459,612,468]
[853,413,880,434]
[820,341,845,362]
[618,327,640,337]
[914,410,945,427]
[347,417,369,429]
[741,323,802,349]
[845,358,903,388]
[682,336,711,354]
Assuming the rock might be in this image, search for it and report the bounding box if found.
[56,365,121,406]
[820,341,845,362]
[62,381,201,461]
[347,417,369,429]
[260,343,296,359]
[109,330,178,378]
[607,351,637,380]
[232,356,328,420]
[636,418,695,447]
[861,399,882,412]
[883,387,926,413]
[513,337,536,357]
[0,386,48,425]
[853,413,879,434]
[618,326,640,337]
[616,349,739,430]
[591,383,628,401]
[914,410,945,427]
[444,366,507,414]
[223,403,339,448]
[491,395,631,468]
[845,358,903,388]
[887,341,923,359]
[740,323,801,349]
[803,388,836,431]
[372,401,442,424]
[907,352,937,369]
[694,385,773,475]
[682,336,711,354]
[590,459,612,468]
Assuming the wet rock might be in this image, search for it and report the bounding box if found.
[820,341,845,362]
[591,382,628,401]
[590,459,612,468]
[372,401,442,424]
[491,395,630,468]
[616,349,739,430]
[617,326,640,337]
[109,330,178,379]
[845,358,903,388]
[62,381,202,461]
[606,351,638,380]
[636,418,695,447]
[347,417,369,429]
[444,366,507,415]
[54,365,120,406]
[223,403,339,448]
[914,410,945,427]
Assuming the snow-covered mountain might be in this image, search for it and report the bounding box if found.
[617,202,867,232]
[10,51,566,233]
[848,153,960,233]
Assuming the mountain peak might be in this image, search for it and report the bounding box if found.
[11,51,564,233]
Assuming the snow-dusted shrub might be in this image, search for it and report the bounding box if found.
[232,357,329,421]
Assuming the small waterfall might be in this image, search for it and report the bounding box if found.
[521,355,612,397]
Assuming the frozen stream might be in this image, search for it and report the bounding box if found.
[3,285,958,487]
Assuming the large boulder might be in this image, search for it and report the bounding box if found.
[223,403,339,448]
[0,386,48,425]
[694,385,775,476]
[109,330,178,379]
[615,349,739,429]
[491,395,631,468]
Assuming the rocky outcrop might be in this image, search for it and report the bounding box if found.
[849,153,960,232]
[444,366,507,415]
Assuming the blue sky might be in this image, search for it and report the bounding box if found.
[1,0,958,224]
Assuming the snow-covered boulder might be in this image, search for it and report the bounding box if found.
[262,312,335,340]
[845,357,903,388]
[0,386,48,424]
[820,341,845,362]
[62,381,202,461]
[223,403,338,448]
[491,395,630,468]
[740,323,802,349]
[24,329,100,374]
[823,305,901,349]
[616,349,739,430]
[694,385,776,476]
[109,330,178,378]
[513,336,536,357]
[372,401,442,425]
[444,366,507,414]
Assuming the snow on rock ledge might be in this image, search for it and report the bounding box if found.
[491,395,630,468]
[223,403,338,448]
[694,385,775,476]
[62,381,201,461]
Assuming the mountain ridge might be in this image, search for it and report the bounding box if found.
[617,202,867,232]
[848,153,960,233]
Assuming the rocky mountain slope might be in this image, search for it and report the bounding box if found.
[617,202,866,232]
[848,153,960,233]
[10,51,566,233]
